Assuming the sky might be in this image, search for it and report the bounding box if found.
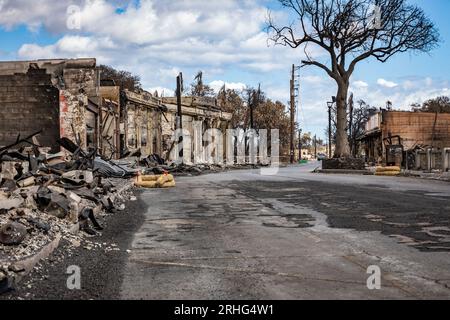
[0,0,449,140]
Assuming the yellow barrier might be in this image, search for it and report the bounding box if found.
[160,180,176,188]
[141,175,158,182]
[376,166,401,173]
[135,173,176,188]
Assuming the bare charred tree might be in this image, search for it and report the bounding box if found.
[411,96,450,113]
[268,0,439,158]
[190,71,215,97]
[348,100,377,156]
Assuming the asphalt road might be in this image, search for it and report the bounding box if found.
[122,162,450,300]
[3,162,450,299]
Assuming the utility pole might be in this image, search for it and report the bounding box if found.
[289,64,301,164]
[290,65,295,163]
[249,84,261,130]
[176,73,183,160]
[327,96,336,159]
[348,93,354,156]
[248,91,254,130]
[298,129,302,161]
[328,103,332,158]
[290,64,302,164]
[314,135,317,159]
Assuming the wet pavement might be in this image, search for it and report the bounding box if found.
[122,163,450,299]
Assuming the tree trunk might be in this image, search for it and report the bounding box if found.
[333,81,351,158]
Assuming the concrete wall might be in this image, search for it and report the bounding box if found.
[0,59,99,153]
[0,68,60,150]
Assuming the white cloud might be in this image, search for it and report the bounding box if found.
[14,0,313,79]
[352,78,449,109]
[377,78,398,88]
[303,75,324,85]
[12,0,325,101]
[0,0,71,31]
[402,80,416,90]
[18,35,118,64]
[209,80,246,93]
[148,87,174,97]
[265,86,290,103]
[352,80,369,89]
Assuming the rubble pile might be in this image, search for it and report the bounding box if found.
[0,132,136,292]
[130,153,265,177]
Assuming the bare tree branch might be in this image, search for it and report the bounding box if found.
[267,0,439,157]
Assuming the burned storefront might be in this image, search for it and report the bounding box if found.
[0,59,98,152]
[121,93,232,164]
[361,110,450,170]
[121,89,166,158]
[161,97,232,164]
[0,59,108,155]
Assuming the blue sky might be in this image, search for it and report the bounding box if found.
[0,0,449,140]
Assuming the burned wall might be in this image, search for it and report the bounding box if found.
[59,67,98,151]
[0,59,99,153]
[161,97,232,164]
[383,111,450,150]
[125,103,162,156]
[0,68,60,150]
[123,90,164,157]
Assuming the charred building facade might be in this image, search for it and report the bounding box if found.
[0,59,232,163]
[361,110,450,170]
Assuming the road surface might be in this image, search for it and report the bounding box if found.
[120,163,450,300]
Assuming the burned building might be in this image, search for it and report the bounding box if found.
[121,89,166,157]
[0,59,101,153]
[0,59,233,164]
[361,110,450,169]
[121,93,232,163]
[161,97,232,163]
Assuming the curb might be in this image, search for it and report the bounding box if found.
[2,234,61,292]
[317,169,373,175]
